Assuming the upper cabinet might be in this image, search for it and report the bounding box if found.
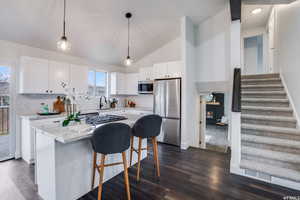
[126,73,139,95]
[153,61,182,79]
[139,67,153,81]
[69,64,88,94]
[19,56,88,94]
[110,72,138,95]
[48,61,69,94]
[19,57,49,94]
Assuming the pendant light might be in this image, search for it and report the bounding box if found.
[124,12,133,66]
[57,0,71,51]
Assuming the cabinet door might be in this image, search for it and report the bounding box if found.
[167,61,182,78]
[126,73,139,95]
[19,57,49,94]
[153,63,168,79]
[110,72,117,95]
[118,73,127,95]
[110,72,126,95]
[138,68,147,81]
[139,67,153,81]
[48,61,69,94]
[69,64,88,94]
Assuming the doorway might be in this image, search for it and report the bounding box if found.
[199,92,229,153]
[0,65,13,161]
[243,35,264,75]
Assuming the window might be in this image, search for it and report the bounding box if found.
[88,70,107,96]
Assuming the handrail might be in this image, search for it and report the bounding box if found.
[232,68,241,112]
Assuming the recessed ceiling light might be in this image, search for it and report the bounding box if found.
[251,8,262,15]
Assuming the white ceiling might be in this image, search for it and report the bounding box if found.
[242,4,273,30]
[0,0,227,66]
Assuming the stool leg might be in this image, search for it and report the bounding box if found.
[97,154,106,200]
[152,137,160,177]
[122,152,131,200]
[91,152,97,190]
[136,137,142,181]
[129,136,134,166]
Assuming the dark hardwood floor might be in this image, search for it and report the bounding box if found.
[80,144,300,200]
[1,144,300,200]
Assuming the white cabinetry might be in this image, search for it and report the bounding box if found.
[110,72,138,95]
[139,67,153,81]
[19,56,89,94]
[167,61,182,78]
[48,61,69,94]
[110,72,126,95]
[153,61,182,79]
[126,73,139,95]
[69,64,88,94]
[153,63,168,79]
[19,57,49,94]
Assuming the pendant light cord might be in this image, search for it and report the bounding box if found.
[127,17,130,58]
[63,0,66,37]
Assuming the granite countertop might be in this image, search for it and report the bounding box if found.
[31,113,143,144]
[19,106,153,121]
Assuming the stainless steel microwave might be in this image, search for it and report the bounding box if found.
[138,81,153,94]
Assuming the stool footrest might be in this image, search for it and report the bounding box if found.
[97,161,123,168]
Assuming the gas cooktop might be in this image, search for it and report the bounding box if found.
[85,114,127,125]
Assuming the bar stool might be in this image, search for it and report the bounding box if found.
[129,114,162,181]
[90,123,131,200]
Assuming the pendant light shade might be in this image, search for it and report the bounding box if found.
[57,0,71,51]
[124,12,133,66]
[124,56,133,66]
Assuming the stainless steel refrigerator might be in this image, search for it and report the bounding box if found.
[154,78,181,146]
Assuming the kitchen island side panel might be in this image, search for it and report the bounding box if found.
[36,131,147,200]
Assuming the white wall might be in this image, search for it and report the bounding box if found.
[195,4,232,123]
[181,16,198,149]
[195,5,231,83]
[126,37,181,73]
[275,1,300,124]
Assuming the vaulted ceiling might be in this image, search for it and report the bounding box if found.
[0,0,227,66]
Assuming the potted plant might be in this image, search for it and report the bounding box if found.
[62,112,81,127]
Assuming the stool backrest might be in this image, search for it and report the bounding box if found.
[91,123,131,154]
[132,114,162,138]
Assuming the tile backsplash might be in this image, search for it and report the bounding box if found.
[16,93,154,116]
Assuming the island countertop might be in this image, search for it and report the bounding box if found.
[31,113,141,144]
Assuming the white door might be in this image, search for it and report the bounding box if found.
[48,61,69,94]
[69,64,88,94]
[0,65,13,161]
[19,57,49,93]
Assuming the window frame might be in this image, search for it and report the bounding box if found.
[88,68,108,97]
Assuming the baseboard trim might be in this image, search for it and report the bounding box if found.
[180,143,189,150]
[230,166,300,191]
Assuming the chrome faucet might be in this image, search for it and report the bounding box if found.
[99,96,107,110]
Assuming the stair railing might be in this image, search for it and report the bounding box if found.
[232,68,241,112]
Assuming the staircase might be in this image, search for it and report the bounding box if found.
[240,73,300,184]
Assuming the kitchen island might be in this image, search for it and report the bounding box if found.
[32,113,148,200]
